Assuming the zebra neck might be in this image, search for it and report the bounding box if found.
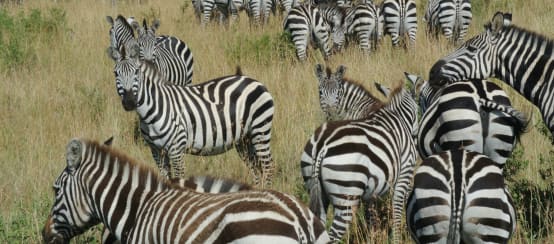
[88,160,171,241]
[135,70,170,120]
[497,28,554,103]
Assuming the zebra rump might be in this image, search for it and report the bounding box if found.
[43,138,330,244]
[406,149,516,243]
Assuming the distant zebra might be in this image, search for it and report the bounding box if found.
[245,0,276,25]
[424,0,472,43]
[283,3,332,60]
[101,175,252,244]
[192,0,239,26]
[315,64,384,121]
[429,12,554,142]
[109,47,275,186]
[406,73,528,165]
[342,1,382,52]
[301,70,418,242]
[106,15,138,60]
[381,0,417,48]
[130,19,194,86]
[406,149,516,243]
[42,138,330,244]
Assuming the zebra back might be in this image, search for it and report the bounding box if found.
[407,149,516,243]
[315,64,384,120]
[44,138,329,243]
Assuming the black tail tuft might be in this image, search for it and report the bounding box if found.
[235,66,243,76]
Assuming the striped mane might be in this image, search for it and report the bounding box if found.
[486,22,554,46]
[83,139,173,188]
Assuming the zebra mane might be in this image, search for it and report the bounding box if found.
[82,139,172,187]
[384,81,407,105]
[498,25,554,46]
[342,76,385,103]
[235,66,243,76]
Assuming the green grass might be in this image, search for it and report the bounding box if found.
[0,0,552,243]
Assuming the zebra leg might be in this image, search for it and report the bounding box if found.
[168,147,186,178]
[329,202,358,242]
[150,147,170,177]
[236,140,261,186]
[292,31,309,61]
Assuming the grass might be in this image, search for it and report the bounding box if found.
[0,0,552,243]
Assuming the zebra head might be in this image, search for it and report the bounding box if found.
[403,72,440,115]
[111,44,142,111]
[43,139,99,244]
[106,15,136,61]
[315,64,346,120]
[428,12,513,88]
[133,18,160,61]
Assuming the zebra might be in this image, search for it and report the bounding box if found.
[101,175,253,244]
[301,70,418,242]
[381,0,417,48]
[424,0,472,43]
[406,149,516,243]
[283,3,332,61]
[315,64,384,121]
[406,73,528,165]
[108,46,275,186]
[341,1,383,52]
[244,0,276,26]
[130,18,194,86]
[42,138,331,244]
[428,11,554,141]
[192,0,240,26]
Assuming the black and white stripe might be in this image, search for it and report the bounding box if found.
[106,15,138,61]
[429,12,554,141]
[406,73,528,165]
[406,149,516,243]
[245,0,276,25]
[42,138,330,243]
[315,64,384,121]
[424,0,472,43]
[283,3,332,60]
[192,0,240,25]
[342,1,382,52]
[131,19,194,86]
[301,70,418,242]
[110,48,275,186]
[101,175,253,244]
[381,0,417,48]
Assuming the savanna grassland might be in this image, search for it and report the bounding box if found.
[0,0,553,243]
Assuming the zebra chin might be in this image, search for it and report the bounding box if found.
[42,224,68,244]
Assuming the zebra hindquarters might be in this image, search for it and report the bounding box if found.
[406,158,453,244]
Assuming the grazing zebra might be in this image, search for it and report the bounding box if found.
[406,149,516,243]
[341,1,382,52]
[283,3,332,61]
[301,71,418,242]
[315,64,384,121]
[429,12,554,141]
[406,73,528,165]
[109,47,275,186]
[130,18,194,86]
[381,0,417,48]
[101,175,253,244]
[424,0,472,43]
[192,0,240,26]
[244,0,276,25]
[42,138,330,244]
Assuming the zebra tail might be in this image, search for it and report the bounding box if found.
[447,182,462,243]
[307,149,325,218]
[479,98,529,138]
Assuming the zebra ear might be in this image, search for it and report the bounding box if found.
[335,65,347,80]
[315,64,325,81]
[491,12,507,35]
[66,139,83,173]
[106,47,121,62]
[152,19,160,32]
[106,16,114,26]
[130,19,140,31]
[503,13,512,26]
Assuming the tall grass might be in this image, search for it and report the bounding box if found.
[0,0,552,242]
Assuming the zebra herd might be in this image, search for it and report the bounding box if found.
[41,1,554,243]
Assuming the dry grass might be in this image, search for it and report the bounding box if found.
[0,0,552,242]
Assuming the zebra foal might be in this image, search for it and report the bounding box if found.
[429,12,554,141]
[110,46,275,186]
[42,138,330,244]
[301,69,418,242]
[406,149,516,243]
